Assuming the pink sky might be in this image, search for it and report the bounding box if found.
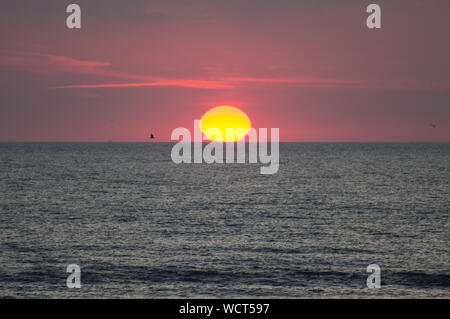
[0,0,449,142]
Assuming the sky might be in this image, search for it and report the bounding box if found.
[0,0,449,142]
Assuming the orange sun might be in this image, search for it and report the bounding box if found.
[200,106,251,142]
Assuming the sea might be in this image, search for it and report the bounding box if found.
[0,142,449,298]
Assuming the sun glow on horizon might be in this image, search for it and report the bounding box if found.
[200,106,251,142]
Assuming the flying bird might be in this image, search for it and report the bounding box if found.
[430,123,437,129]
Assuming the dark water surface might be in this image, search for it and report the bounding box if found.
[0,142,449,298]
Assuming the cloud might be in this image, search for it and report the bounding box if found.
[0,52,110,75]
[224,76,360,88]
[225,76,450,90]
[2,51,448,91]
[52,76,450,91]
[53,80,233,89]
[0,51,161,82]
[51,76,359,90]
[42,54,111,69]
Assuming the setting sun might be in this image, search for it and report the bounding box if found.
[200,106,251,142]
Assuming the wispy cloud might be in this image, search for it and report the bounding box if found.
[0,52,161,82]
[224,76,361,88]
[225,76,450,90]
[53,80,233,89]
[43,54,111,69]
[0,52,109,72]
[52,76,450,91]
[51,76,359,90]
[2,51,449,91]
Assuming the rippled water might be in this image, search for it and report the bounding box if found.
[0,142,449,298]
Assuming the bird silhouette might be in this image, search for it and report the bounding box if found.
[430,124,437,129]
[150,133,155,139]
